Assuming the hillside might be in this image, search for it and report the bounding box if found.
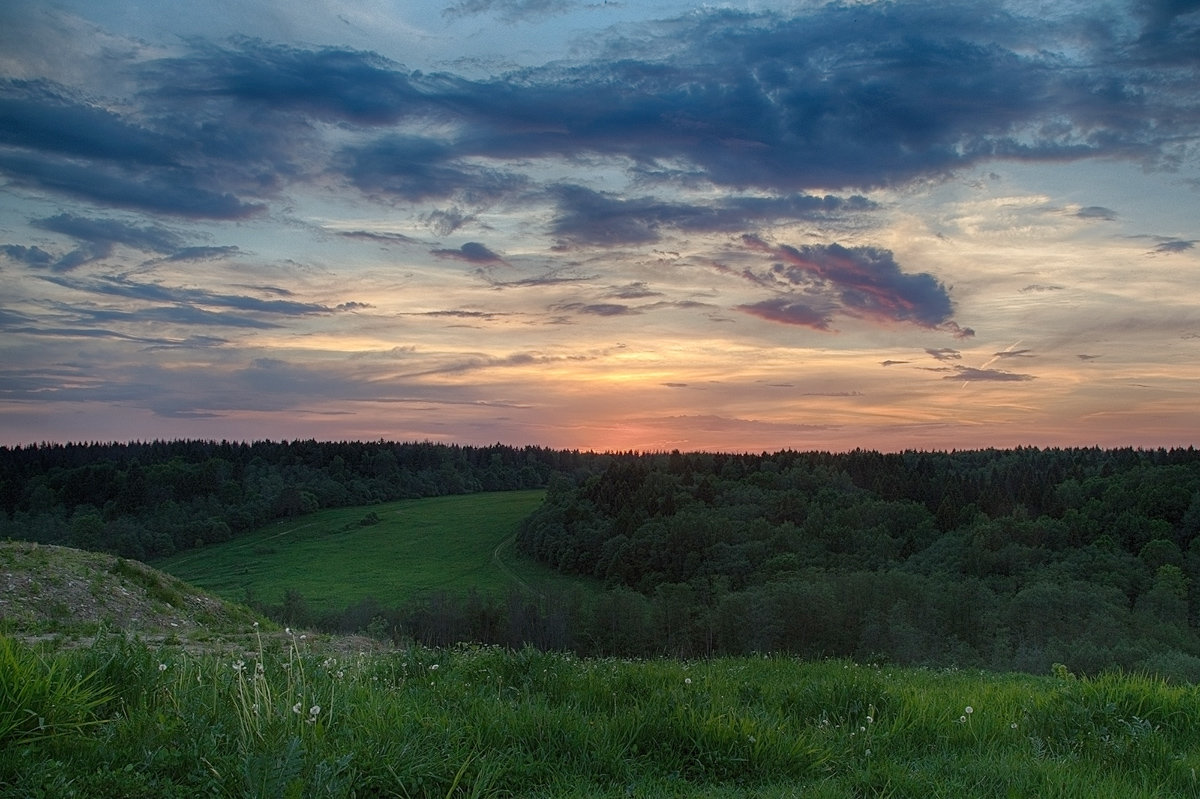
[152,490,553,610]
[0,540,264,643]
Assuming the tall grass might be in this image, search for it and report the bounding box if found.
[2,633,1197,797]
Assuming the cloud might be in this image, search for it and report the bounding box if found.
[945,366,1035,382]
[164,246,241,262]
[551,301,637,317]
[443,0,575,24]
[0,151,263,219]
[6,2,1196,229]
[1020,284,1065,292]
[1153,239,1195,253]
[992,348,1034,358]
[0,244,54,267]
[341,135,527,202]
[741,237,958,330]
[0,79,180,166]
[737,298,832,331]
[926,348,962,361]
[431,241,505,263]
[35,213,182,253]
[550,185,875,247]
[1076,206,1118,220]
[143,38,426,126]
[38,274,338,316]
[1077,353,1102,361]
[606,282,662,300]
[336,230,419,245]
[880,360,910,367]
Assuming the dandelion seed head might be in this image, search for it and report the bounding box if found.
[959,715,967,723]
[292,702,303,714]
[685,678,692,684]
[965,706,974,715]
[158,663,167,672]
[429,664,439,671]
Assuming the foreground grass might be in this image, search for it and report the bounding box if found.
[3,633,1198,798]
[154,491,551,609]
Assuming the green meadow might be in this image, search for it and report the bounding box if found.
[4,632,1198,798]
[154,490,552,610]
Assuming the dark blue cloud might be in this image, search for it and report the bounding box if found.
[0,244,54,267]
[0,80,264,219]
[144,38,429,125]
[35,213,182,253]
[0,151,262,219]
[550,185,875,247]
[1154,239,1195,253]
[2,1,1196,227]
[431,241,505,263]
[341,135,527,201]
[0,80,178,166]
[742,237,957,330]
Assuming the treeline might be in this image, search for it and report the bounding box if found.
[0,439,591,560]
[511,447,1200,678]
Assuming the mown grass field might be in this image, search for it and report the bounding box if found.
[4,631,1198,798]
[153,490,560,610]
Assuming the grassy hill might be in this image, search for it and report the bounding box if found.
[153,490,561,610]
[0,540,261,643]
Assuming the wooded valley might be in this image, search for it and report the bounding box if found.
[3,441,1198,679]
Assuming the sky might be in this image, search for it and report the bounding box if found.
[0,0,1197,453]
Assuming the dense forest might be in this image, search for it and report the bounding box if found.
[4,441,1200,679]
[514,447,1200,677]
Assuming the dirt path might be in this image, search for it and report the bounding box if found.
[491,533,538,597]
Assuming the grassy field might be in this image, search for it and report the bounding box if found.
[4,631,1198,798]
[154,490,558,610]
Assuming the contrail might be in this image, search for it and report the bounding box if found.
[961,340,1023,388]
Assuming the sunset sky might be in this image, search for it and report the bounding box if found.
[1,0,1197,452]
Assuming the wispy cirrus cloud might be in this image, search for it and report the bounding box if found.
[37,274,340,316]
